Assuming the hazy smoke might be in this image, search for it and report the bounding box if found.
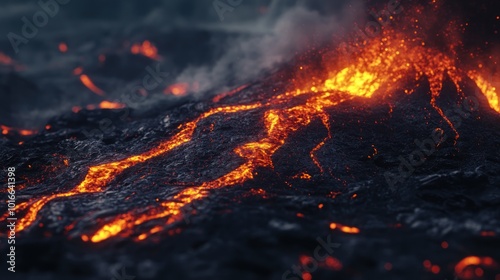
[173,1,364,94]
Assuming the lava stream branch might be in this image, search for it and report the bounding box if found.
[6,103,263,233]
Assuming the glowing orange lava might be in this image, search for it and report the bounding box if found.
[164,83,189,96]
[73,67,83,75]
[455,256,497,279]
[0,52,14,65]
[79,74,105,96]
[131,40,160,60]
[213,84,250,103]
[3,4,500,244]
[1,125,37,136]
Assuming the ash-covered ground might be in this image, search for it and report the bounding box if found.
[1,1,500,280]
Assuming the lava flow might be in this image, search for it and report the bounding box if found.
[1,125,37,137]
[4,4,500,247]
[0,52,14,65]
[131,40,160,60]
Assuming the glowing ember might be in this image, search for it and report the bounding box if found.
[131,40,160,60]
[59,42,68,53]
[79,74,105,96]
[299,255,343,273]
[1,125,37,136]
[467,71,499,113]
[164,83,189,96]
[329,223,360,234]
[212,84,250,103]
[455,256,497,279]
[96,101,126,110]
[73,67,83,75]
[4,4,500,244]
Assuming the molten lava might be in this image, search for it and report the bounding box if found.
[131,40,160,60]
[212,84,250,103]
[454,256,497,279]
[3,3,500,252]
[79,74,105,96]
[0,52,14,65]
[85,101,126,110]
[329,223,360,234]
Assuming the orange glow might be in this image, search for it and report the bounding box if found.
[212,84,249,103]
[131,40,160,60]
[431,265,440,274]
[1,125,37,136]
[59,42,68,53]
[72,106,82,113]
[73,67,83,75]
[5,4,500,243]
[97,101,126,110]
[0,52,14,65]
[164,83,189,96]
[329,223,360,234]
[455,256,497,278]
[79,74,105,96]
[324,257,343,270]
[293,172,312,180]
[85,101,125,110]
[423,260,432,269]
[468,71,499,113]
